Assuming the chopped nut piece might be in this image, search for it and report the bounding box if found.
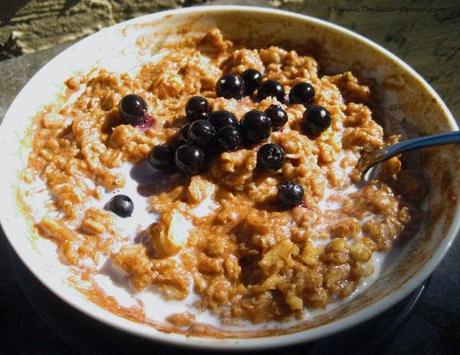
[81,219,105,236]
[149,209,192,258]
[259,239,294,272]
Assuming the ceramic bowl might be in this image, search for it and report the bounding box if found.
[1,5,458,350]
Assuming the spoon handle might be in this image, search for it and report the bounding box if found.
[359,130,460,181]
[385,130,460,159]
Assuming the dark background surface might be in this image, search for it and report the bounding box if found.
[1,1,459,354]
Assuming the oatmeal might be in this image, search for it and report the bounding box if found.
[20,28,421,331]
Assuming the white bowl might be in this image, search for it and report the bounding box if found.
[1,5,459,350]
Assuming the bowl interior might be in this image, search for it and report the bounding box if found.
[1,6,459,349]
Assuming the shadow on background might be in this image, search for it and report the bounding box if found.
[0,0,30,24]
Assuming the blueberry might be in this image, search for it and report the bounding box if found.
[257,143,285,170]
[188,119,216,146]
[302,105,331,138]
[119,94,148,126]
[256,80,285,102]
[289,82,315,106]
[242,69,262,95]
[175,144,206,175]
[216,74,245,99]
[278,181,304,207]
[208,110,238,131]
[173,124,190,148]
[148,144,174,169]
[106,194,134,217]
[240,110,272,144]
[185,96,211,121]
[264,104,288,131]
[217,126,241,151]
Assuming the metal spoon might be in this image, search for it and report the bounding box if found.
[358,130,460,183]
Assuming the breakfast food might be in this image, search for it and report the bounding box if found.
[19,28,422,334]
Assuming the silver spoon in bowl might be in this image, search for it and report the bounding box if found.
[358,130,460,183]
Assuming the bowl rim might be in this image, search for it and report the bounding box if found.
[1,4,459,351]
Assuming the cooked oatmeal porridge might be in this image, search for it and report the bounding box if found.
[19,28,423,334]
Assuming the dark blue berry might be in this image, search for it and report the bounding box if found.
[240,110,272,144]
[264,104,288,131]
[175,144,206,175]
[257,143,285,170]
[256,80,285,102]
[242,69,262,95]
[119,94,148,126]
[217,126,241,151]
[278,181,304,207]
[185,96,211,121]
[148,144,174,169]
[289,82,315,106]
[216,74,245,99]
[106,195,134,217]
[188,119,216,146]
[208,110,238,131]
[302,105,331,138]
[178,124,190,143]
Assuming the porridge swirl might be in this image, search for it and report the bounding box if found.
[20,28,421,328]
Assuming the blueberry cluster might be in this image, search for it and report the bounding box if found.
[117,70,332,209]
[212,70,331,139]
[215,69,317,105]
[153,102,290,175]
[149,97,282,175]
